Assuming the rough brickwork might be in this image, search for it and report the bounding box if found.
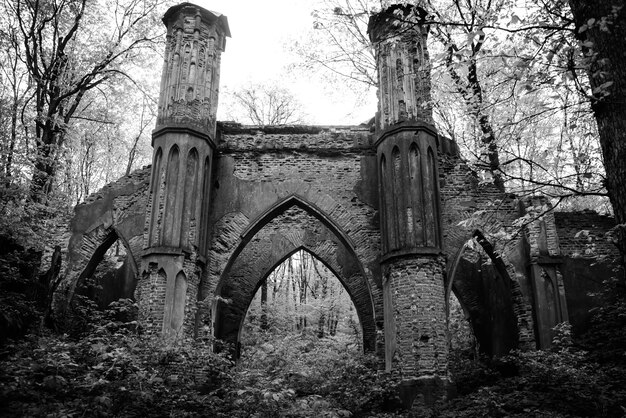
[212,206,379,352]
[438,151,537,350]
[383,257,448,377]
[554,209,622,335]
[203,126,383,354]
[555,210,621,259]
[52,167,150,315]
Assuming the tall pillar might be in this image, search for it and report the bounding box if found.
[522,197,569,348]
[369,5,451,407]
[136,3,230,338]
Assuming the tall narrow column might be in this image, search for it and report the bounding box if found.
[369,5,451,407]
[137,3,230,338]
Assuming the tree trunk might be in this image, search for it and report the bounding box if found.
[568,0,626,269]
[5,92,19,185]
[298,252,308,330]
[442,42,505,192]
[30,130,61,202]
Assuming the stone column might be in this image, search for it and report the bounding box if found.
[522,197,569,348]
[136,4,230,338]
[369,5,452,407]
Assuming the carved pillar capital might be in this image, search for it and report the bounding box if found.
[157,3,231,139]
[368,5,433,130]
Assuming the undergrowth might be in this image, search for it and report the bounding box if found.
[1,226,625,417]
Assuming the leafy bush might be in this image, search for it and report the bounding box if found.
[0,318,234,417]
[230,330,403,417]
[437,319,626,418]
[0,235,43,344]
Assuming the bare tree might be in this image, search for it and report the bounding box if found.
[226,82,306,126]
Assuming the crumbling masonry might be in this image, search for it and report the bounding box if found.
[52,2,622,407]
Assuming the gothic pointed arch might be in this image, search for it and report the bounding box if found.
[162,145,181,246]
[232,245,376,352]
[239,194,358,252]
[50,167,151,318]
[446,230,521,357]
[212,197,377,357]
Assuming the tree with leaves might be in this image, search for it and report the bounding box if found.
[4,0,167,202]
[426,0,508,191]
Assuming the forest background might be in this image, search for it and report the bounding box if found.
[0,0,625,417]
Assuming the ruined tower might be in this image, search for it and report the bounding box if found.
[136,3,230,337]
[369,5,451,404]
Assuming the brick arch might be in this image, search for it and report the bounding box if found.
[230,244,376,353]
[212,199,379,357]
[50,166,151,318]
[445,229,526,356]
[239,194,358,255]
[204,190,382,305]
[213,194,372,304]
[54,221,139,312]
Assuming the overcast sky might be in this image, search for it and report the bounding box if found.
[194,0,377,125]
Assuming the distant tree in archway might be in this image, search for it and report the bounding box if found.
[223,82,307,126]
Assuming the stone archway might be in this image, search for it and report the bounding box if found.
[211,199,379,356]
[445,232,520,357]
[51,168,150,315]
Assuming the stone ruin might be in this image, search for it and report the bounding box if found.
[50,2,622,407]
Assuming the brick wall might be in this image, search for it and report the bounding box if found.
[52,167,150,315]
[555,210,619,259]
[204,125,383,354]
[55,120,623,377]
[384,256,448,377]
[438,152,537,348]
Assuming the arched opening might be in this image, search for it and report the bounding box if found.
[446,232,519,358]
[222,247,379,415]
[73,229,138,310]
[240,249,362,358]
[448,290,476,356]
[212,199,377,358]
[148,147,163,246]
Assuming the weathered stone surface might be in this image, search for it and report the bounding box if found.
[369,5,433,128]
[211,206,379,353]
[157,3,230,136]
[52,167,150,314]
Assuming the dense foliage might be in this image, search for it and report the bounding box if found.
[1,289,625,417]
[1,232,625,418]
[0,297,404,417]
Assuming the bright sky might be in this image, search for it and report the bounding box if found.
[194,0,377,125]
